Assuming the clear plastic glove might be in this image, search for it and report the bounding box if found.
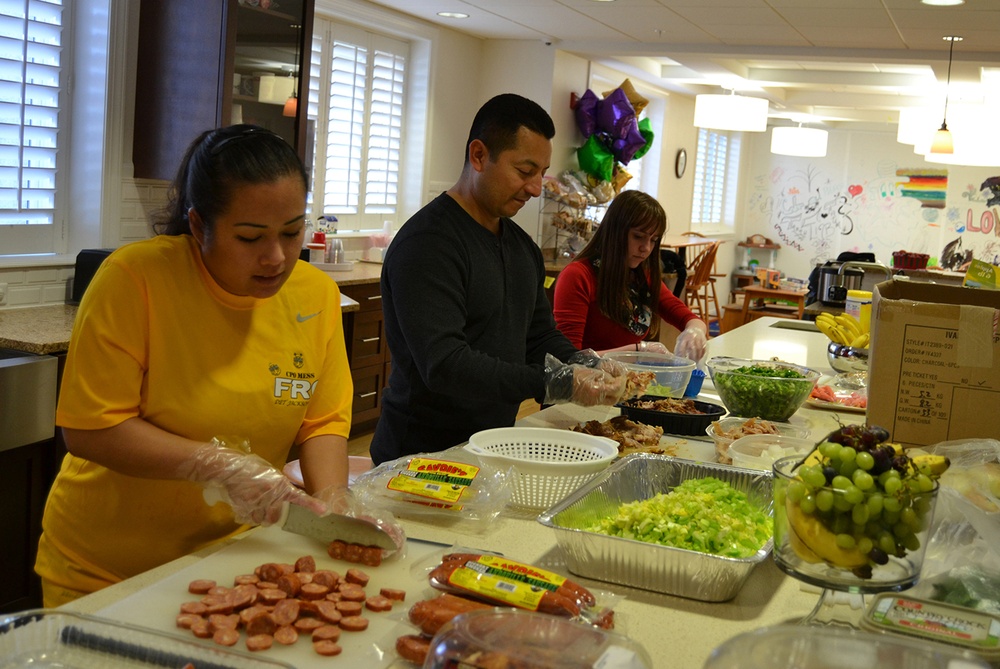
[177,437,325,526]
[635,341,669,355]
[674,323,708,362]
[569,348,628,378]
[543,353,626,406]
[314,484,407,553]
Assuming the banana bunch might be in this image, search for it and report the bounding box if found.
[815,311,869,349]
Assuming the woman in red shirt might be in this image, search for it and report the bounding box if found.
[552,190,708,361]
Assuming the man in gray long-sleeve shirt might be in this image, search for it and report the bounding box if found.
[370,94,625,464]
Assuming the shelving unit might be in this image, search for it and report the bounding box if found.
[539,192,608,259]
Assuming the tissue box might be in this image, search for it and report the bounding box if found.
[867,280,1000,447]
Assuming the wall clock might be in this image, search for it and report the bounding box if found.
[675,149,687,179]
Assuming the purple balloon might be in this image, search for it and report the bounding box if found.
[597,87,636,140]
[574,89,600,138]
[612,119,646,165]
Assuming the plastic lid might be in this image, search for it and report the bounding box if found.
[846,289,873,299]
[861,593,1000,661]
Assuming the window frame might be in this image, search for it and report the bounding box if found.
[690,127,741,235]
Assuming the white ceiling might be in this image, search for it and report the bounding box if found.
[364,0,1000,127]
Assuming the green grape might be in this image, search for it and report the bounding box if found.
[799,493,816,515]
[833,495,854,512]
[893,522,913,539]
[900,507,919,530]
[838,446,857,464]
[787,480,808,503]
[902,533,921,552]
[839,460,859,478]
[801,465,826,490]
[855,451,875,471]
[883,495,902,513]
[832,475,852,490]
[913,496,933,516]
[857,536,874,555]
[819,441,841,459]
[879,469,900,486]
[852,470,874,491]
[878,531,896,555]
[883,508,901,525]
[866,492,884,515]
[884,477,902,495]
[843,485,863,505]
[835,533,856,549]
[831,514,851,534]
[914,473,935,493]
[815,489,834,512]
[852,503,870,525]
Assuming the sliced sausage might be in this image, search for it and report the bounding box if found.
[257,563,284,583]
[316,601,342,624]
[190,618,213,639]
[293,617,327,633]
[258,588,287,605]
[212,628,240,647]
[326,540,347,561]
[338,615,369,632]
[276,573,302,598]
[207,585,230,597]
[299,582,329,600]
[176,613,203,630]
[200,595,233,615]
[245,634,273,652]
[179,601,208,616]
[337,584,366,602]
[311,570,339,587]
[312,624,341,642]
[335,600,362,616]
[208,613,239,632]
[380,587,406,602]
[245,611,277,637]
[187,579,216,595]
[239,604,270,627]
[271,598,300,627]
[343,544,363,563]
[273,625,299,646]
[345,568,370,586]
[360,546,383,567]
[228,584,258,610]
[396,635,431,665]
[313,639,343,656]
[233,573,260,586]
[294,555,316,573]
[365,595,393,613]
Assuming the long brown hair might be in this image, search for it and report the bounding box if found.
[576,190,667,337]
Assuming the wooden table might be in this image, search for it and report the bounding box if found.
[660,234,721,266]
[740,286,809,325]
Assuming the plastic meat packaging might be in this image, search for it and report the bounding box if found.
[350,446,513,532]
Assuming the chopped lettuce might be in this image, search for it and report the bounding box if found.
[586,477,771,558]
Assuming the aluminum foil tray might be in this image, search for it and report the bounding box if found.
[0,610,294,669]
[537,453,773,602]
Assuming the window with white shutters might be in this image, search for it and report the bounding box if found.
[691,127,741,233]
[309,19,406,232]
[0,0,64,253]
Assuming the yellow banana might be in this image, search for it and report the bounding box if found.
[786,499,870,569]
[850,332,870,349]
[836,313,862,339]
[911,454,950,477]
[816,319,847,345]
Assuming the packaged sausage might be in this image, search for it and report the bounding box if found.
[422,609,652,669]
[350,446,513,532]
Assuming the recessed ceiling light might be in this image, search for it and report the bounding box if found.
[437,12,469,19]
[921,0,965,6]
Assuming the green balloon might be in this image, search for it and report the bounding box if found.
[577,134,614,182]
[633,117,655,160]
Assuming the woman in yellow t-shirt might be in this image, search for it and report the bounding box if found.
[36,125,356,607]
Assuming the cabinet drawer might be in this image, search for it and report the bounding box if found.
[351,363,385,426]
[349,310,386,369]
[339,282,382,314]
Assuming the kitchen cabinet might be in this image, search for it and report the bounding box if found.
[340,282,389,433]
[132,0,315,181]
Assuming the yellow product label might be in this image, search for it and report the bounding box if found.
[385,457,479,505]
[543,275,556,289]
[446,555,566,610]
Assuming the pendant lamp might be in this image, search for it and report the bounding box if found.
[930,35,962,155]
[694,90,768,132]
[283,23,301,118]
[770,124,828,157]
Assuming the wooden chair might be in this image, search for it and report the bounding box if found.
[682,231,725,279]
[683,241,722,326]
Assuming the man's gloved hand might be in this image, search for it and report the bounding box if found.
[674,323,708,362]
[177,437,325,526]
[543,354,626,407]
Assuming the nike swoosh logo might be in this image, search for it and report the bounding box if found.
[296,311,321,322]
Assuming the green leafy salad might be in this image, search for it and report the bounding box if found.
[585,477,771,558]
[713,363,812,422]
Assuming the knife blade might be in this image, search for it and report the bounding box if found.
[280,503,398,551]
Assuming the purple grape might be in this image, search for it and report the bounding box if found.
[868,547,889,565]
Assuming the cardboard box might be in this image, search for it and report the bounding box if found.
[867,280,1000,448]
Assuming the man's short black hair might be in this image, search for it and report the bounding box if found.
[464,93,555,164]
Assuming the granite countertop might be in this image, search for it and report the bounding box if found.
[0,264,379,355]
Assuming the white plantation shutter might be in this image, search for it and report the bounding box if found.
[691,128,740,231]
[309,19,406,230]
[0,0,63,252]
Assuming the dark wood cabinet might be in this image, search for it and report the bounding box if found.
[133,0,315,180]
[340,282,390,434]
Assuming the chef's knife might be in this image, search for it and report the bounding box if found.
[280,503,398,551]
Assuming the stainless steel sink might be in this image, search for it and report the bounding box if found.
[0,349,57,451]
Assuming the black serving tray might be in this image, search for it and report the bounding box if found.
[617,396,726,436]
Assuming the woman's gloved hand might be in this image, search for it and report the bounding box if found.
[315,485,407,553]
[177,437,325,526]
[543,354,627,407]
[634,341,669,355]
[674,322,708,362]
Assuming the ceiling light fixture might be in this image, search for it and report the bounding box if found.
[282,23,301,118]
[930,35,962,154]
[693,90,769,132]
[437,12,469,19]
[770,124,828,157]
[921,0,964,5]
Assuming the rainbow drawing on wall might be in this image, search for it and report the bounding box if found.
[895,168,948,209]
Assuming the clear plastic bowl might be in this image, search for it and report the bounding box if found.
[704,624,990,669]
[728,434,813,471]
[605,350,696,398]
[706,416,810,464]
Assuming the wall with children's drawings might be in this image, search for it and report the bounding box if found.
[739,127,1000,283]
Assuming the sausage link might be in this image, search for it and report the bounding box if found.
[396,634,432,665]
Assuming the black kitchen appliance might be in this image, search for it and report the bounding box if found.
[70,249,114,305]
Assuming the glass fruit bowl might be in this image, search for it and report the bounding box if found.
[706,357,820,422]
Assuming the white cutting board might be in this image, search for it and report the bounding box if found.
[97,526,447,668]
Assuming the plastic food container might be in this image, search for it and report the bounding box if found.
[465,427,618,511]
[538,453,773,602]
[423,609,653,669]
[703,624,990,669]
[0,609,295,669]
[861,593,1000,666]
[706,356,820,422]
[728,434,814,471]
[706,416,810,464]
[604,350,695,398]
[617,396,726,436]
